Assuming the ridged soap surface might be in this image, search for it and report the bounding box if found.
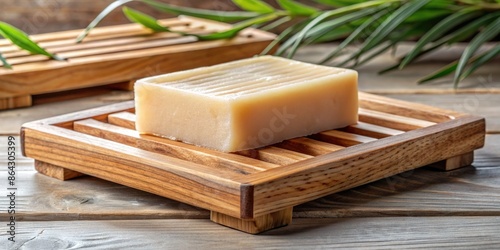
[135,56,358,152]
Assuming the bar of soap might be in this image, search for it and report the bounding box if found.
[135,56,358,152]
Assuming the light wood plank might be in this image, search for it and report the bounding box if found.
[4,217,500,249]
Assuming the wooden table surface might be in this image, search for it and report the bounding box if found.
[1,44,500,249]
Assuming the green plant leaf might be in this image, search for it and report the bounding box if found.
[122,6,170,32]
[304,6,383,45]
[382,11,500,74]
[0,52,12,69]
[418,62,458,84]
[262,18,310,55]
[196,13,278,40]
[304,4,390,45]
[77,0,134,43]
[143,0,259,22]
[315,0,366,7]
[77,0,260,42]
[309,25,354,43]
[460,45,500,80]
[400,7,481,69]
[354,0,431,60]
[339,25,417,67]
[285,0,397,58]
[454,16,500,86]
[320,6,391,64]
[231,0,274,13]
[404,8,454,22]
[260,16,292,31]
[277,0,319,16]
[0,21,64,61]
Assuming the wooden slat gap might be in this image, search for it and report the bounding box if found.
[74,118,277,174]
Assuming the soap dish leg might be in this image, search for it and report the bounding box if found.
[34,160,85,181]
[210,207,293,234]
[430,152,474,171]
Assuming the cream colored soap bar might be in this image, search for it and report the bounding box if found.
[135,56,358,152]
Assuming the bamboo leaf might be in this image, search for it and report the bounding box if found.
[320,7,391,64]
[122,6,170,32]
[277,0,319,16]
[454,16,500,86]
[197,13,278,40]
[383,11,500,74]
[77,0,260,42]
[77,0,134,42]
[0,52,12,69]
[341,26,417,67]
[262,19,310,55]
[400,7,481,69]
[418,62,458,84]
[286,0,397,58]
[315,0,366,7]
[310,25,353,43]
[274,18,313,55]
[355,0,431,59]
[460,45,500,80]
[304,6,383,45]
[231,0,274,13]
[143,0,259,22]
[0,21,64,61]
[260,16,292,31]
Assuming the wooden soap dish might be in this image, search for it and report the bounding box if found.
[0,16,276,110]
[21,92,485,234]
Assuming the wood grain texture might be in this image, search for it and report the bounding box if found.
[20,93,485,230]
[381,93,500,133]
[247,115,485,217]
[1,135,498,222]
[211,207,293,234]
[34,160,85,180]
[3,217,500,249]
[0,16,276,110]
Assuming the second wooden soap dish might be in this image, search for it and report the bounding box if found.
[21,92,485,234]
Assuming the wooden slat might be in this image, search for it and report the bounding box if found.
[237,147,312,166]
[359,108,436,131]
[359,92,460,122]
[342,122,405,139]
[107,111,136,129]
[244,115,485,217]
[0,16,276,106]
[276,137,345,156]
[382,93,500,134]
[0,19,193,47]
[22,125,244,218]
[311,130,377,146]
[73,118,277,173]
